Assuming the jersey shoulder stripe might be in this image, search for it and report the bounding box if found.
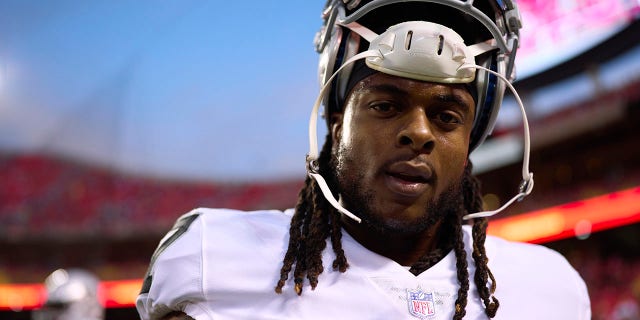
[140,211,201,294]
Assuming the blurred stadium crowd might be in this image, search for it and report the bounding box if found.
[1,150,639,319]
[0,154,302,239]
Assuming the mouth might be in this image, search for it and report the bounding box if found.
[384,161,434,198]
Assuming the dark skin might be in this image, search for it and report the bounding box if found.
[331,72,475,266]
[158,73,475,319]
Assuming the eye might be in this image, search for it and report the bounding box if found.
[434,110,464,126]
[369,102,399,116]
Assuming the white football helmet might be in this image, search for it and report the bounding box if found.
[31,268,104,320]
[315,0,523,152]
[307,0,533,222]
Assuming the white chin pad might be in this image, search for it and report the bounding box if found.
[365,21,476,83]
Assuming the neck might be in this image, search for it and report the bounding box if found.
[341,217,445,266]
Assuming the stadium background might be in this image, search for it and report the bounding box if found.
[1,1,639,319]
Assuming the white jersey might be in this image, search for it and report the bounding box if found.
[136,208,591,320]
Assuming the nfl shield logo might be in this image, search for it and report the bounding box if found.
[406,289,436,319]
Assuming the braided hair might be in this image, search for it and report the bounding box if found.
[275,133,499,318]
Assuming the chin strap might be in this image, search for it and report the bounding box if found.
[307,50,381,224]
[460,63,534,220]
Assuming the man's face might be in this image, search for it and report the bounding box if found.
[331,72,475,235]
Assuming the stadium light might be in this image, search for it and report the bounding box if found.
[488,186,640,243]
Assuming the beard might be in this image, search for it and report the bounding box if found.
[331,149,464,237]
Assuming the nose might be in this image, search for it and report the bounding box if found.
[396,109,435,152]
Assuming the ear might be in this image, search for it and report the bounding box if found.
[330,112,344,144]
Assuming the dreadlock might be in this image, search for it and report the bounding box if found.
[275,134,499,319]
[274,134,346,295]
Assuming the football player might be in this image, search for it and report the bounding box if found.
[137,0,591,319]
[31,268,104,320]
